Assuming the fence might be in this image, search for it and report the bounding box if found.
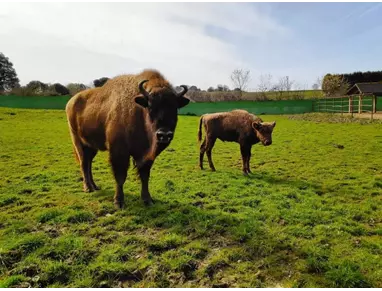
[313,94,379,120]
[1,94,382,117]
[0,95,314,115]
[178,100,314,115]
[0,95,71,110]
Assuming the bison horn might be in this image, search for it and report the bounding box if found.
[177,85,188,97]
[138,80,150,99]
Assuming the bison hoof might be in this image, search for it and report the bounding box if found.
[114,200,124,210]
[93,185,101,191]
[83,187,94,193]
[143,199,154,206]
[243,171,249,176]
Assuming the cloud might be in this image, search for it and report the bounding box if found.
[0,2,289,89]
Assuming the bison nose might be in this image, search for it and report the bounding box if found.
[264,140,272,146]
[156,130,174,143]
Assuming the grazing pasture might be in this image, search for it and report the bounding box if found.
[0,107,382,287]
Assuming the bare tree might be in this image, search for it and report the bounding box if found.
[257,74,273,93]
[293,82,306,100]
[312,75,323,90]
[230,69,250,96]
[277,76,293,91]
[274,76,294,99]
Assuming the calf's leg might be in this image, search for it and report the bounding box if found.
[246,147,252,174]
[240,144,251,175]
[206,136,217,171]
[199,139,206,170]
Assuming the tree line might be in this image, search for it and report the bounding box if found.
[0,52,110,96]
[2,52,382,100]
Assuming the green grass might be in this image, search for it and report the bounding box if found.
[0,107,382,287]
[288,112,382,124]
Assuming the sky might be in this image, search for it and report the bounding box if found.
[1,2,382,91]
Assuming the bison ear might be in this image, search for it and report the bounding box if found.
[252,121,262,131]
[177,96,190,109]
[134,96,149,108]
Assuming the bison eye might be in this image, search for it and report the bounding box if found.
[134,96,148,108]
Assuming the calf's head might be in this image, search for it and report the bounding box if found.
[252,120,276,146]
[135,80,190,144]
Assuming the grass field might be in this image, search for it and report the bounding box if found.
[0,107,382,287]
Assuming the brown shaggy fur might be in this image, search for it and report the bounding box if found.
[198,109,276,175]
[66,69,189,208]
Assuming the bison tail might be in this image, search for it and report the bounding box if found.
[73,146,80,164]
[197,115,204,143]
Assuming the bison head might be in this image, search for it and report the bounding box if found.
[135,80,190,145]
[252,120,276,146]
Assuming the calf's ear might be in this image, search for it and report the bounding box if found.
[135,96,149,108]
[177,96,190,109]
[272,121,276,128]
[252,121,262,131]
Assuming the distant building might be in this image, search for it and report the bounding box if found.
[346,82,382,96]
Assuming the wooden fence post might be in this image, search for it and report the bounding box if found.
[349,96,354,118]
[358,94,362,114]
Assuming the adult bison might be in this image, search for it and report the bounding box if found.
[198,109,276,175]
[65,69,190,208]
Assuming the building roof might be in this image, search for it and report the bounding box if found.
[347,83,382,95]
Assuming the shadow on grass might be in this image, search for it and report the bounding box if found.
[244,171,322,192]
[89,170,317,256]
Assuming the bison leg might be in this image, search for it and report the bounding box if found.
[206,136,216,171]
[84,146,100,191]
[138,161,154,206]
[246,146,252,174]
[70,133,94,192]
[199,139,207,170]
[240,144,251,175]
[110,153,130,209]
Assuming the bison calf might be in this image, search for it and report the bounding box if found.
[65,69,190,208]
[198,110,276,175]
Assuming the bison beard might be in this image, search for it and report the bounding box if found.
[65,69,189,209]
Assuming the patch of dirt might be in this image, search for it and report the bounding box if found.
[0,250,23,268]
